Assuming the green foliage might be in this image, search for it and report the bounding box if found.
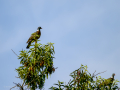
[49,64,120,90]
[13,40,120,90]
[49,80,65,90]
[16,42,56,90]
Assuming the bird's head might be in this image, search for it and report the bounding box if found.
[111,73,115,78]
[37,27,42,30]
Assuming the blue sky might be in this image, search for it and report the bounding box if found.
[0,0,120,90]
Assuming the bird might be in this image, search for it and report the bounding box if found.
[98,73,115,89]
[26,27,42,49]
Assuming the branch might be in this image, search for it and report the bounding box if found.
[92,70,107,78]
[10,86,16,90]
[11,49,18,57]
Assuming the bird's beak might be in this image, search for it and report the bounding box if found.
[41,28,42,29]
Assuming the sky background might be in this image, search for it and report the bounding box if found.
[0,0,120,90]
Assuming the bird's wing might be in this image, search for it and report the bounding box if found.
[103,77,114,85]
[34,31,41,39]
[26,32,37,43]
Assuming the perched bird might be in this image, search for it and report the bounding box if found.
[98,73,115,88]
[26,27,42,49]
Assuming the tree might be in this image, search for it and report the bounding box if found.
[11,40,119,90]
[11,40,57,90]
[49,64,120,90]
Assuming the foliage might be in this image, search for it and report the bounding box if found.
[49,64,120,90]
[11,40,120,90]
[15,41,56,90]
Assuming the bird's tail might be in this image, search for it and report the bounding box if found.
[26,45,30,49]
[26,42,31,49]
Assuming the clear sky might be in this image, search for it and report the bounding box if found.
[0,0,120,90]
